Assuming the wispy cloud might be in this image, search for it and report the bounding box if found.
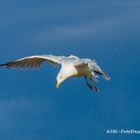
[31,7,140,46]
[0,98,53,130]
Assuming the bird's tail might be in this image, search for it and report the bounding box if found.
[93,70,110,81]
[102,72,110,81]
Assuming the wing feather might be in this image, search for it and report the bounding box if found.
[74,59,110,81]
[0,55,64,69]
[74,62,88,68]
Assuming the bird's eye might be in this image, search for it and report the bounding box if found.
[60,76,62,79]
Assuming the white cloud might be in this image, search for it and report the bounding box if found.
[30,6,140,46]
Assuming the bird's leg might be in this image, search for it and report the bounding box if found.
[90,79,100,93]
[84,76,93,90]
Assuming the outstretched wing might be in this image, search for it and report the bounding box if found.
[0,55,64,69]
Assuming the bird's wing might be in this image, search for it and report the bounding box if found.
[88,60,110,80]
[74,62,88,68]
[74,59,110,80]
[0,55,64,69]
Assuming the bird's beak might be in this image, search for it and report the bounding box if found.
[56,82,60,88]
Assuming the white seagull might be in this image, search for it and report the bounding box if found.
[0,54,110,93]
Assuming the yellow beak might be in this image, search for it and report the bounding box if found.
[56,82,60,88]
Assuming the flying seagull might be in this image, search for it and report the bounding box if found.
[0,55,110,93]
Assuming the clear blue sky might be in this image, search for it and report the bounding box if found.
[0,0,139,140]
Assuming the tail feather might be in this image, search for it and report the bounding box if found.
[102,73,110,81]
[94,70,110,81]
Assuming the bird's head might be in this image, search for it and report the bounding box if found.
[56,72,67,88]
[56,64,77,88]
[56,70,72,88]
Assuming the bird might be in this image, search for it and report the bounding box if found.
[0,54,110,93]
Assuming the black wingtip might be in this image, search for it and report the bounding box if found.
[0,63,6,67]
[0,63,10,68]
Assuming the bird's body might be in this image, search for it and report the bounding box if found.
[0,54,110,92]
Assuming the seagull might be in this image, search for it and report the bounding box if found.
[0,54,110,93]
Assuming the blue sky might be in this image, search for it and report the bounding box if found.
[0,0,140,140]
